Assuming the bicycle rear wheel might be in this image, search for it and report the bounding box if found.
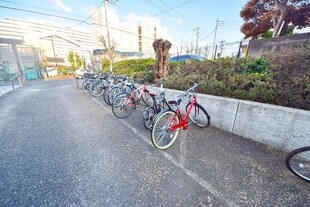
[286,146,310,183]
[143,106,156,129]
[151,110,180,150]
[186,103,210,128]
[112,92,135,119]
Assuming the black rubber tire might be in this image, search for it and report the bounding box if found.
[285,146,310,183]
[141,90,153,107]
[90,82,104,97]
[82,82,91,95]
[185,103,210,128]
[151,110,180,150]
[108,87,122,105]
[103,87,112,105]
[143,106,156,129]
[112,92,135,119]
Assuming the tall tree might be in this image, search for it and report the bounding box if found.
[98,36,117,62]
[75,54,83,68]
[68,51,76,69]
[240,0,310,39]
[68,51,84,69]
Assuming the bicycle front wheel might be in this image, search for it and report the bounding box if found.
[186,103,210,128]
[103,87,112,105]
[82,82,91,95]
[90,82,104,97]
[112,93,135,119]
[151,110,180,150]
[108,87,122,105]
[141,90,153,107]
[286,146,310,183]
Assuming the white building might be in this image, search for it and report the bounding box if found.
[0,17,94,66]
[90,7,174,58]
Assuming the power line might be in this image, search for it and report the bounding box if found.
[0,0,85,18]
[156,0,212,37]
[0,5,154,40]
[0,5,83,22]
[68,1,104,28]
[142,0,215,39]
[144,0,197,31]
[200,27,216,41]
[141,0,196,25]
[157,0,198,28]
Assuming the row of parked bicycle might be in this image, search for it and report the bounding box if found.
[79,72,211,150]
[78,72,310,183]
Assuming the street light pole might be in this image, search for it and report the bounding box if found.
[104,0,113,72]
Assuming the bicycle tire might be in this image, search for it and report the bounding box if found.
[186,103,210,128]
[90,82,104,97]
[112,92,135,119]
[143,100,170,130]
[108,87,122,105]
[285,146,310,183]
[151,110,180,150]
[103,87,112,105]
[143,106,156,129]
[82,82,91,95]
[141,90,153,107]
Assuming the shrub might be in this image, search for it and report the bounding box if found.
[57,66,73,75]
[110,58,155,80]
[106,50,309,110]
[242,57,269,77]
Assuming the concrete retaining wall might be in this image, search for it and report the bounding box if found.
[156,87,310,152]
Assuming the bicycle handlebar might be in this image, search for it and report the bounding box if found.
[150,77,169,88]
[177,82,203,98]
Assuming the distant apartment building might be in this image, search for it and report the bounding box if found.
[90,7,171,58]
[0,17,94,66]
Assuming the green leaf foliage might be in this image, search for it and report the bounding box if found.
[108,49,309,110]
[108,58,156,79]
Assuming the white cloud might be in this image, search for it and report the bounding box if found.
[50,0,72,13]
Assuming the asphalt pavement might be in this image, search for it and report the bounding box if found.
[0,79,308,207]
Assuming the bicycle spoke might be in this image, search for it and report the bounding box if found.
[151,111,180,150]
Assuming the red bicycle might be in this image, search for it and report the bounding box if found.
[112,81,152,119]
[151,83,210,150]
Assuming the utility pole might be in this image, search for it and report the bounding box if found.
[212,19,219,60]
[194,27,200,55]
[50,36,57,67]
[104,0,113,72]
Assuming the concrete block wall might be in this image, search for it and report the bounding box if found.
[155,86,310,152]
[233,101,310,152]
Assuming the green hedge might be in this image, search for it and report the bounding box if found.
[110,49,309,110]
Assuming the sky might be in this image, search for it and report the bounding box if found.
[0,0,248,48]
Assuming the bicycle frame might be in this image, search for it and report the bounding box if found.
[119,83,148,108]
[169,95,197,131]
[130,84,148,101]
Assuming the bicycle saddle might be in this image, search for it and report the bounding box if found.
[168,98,182,106]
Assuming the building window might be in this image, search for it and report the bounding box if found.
[138,26,142,52]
